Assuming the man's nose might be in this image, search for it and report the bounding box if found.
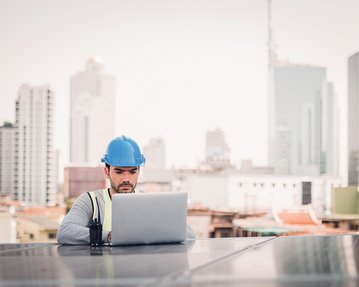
[122,172,131,180]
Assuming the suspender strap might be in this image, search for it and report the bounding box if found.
[103,189,112,231]
[88,191,98,221]
[88,190,112,231]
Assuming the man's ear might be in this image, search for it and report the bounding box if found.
[104,166,110,179]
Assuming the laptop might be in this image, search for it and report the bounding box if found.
[111,192,188,245]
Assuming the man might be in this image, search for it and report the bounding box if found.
[57,135,194,244]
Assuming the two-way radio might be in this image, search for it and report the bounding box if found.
[89,197,103,246]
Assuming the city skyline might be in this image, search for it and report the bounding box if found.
[1,0,359,181]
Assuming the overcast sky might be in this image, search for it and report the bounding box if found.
[1,0,359,180]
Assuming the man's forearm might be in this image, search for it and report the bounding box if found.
[57,222,90,244]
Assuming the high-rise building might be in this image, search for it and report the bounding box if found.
[348,51,359,186]
[0,122,17,195]
[70,57,116,165]
[321,82,339,176]
[143,137,166,170]
[205,128,232,170]
[268,64,338,176]
[14,84,57,206]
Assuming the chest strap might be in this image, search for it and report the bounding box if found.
[88,189,112,231]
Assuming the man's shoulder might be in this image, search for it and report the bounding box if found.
[85,189,107,202]
[76,189,103,203]
[75,192,91,204]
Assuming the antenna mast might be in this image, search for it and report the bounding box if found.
[268,0,276,70]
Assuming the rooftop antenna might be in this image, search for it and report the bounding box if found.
[268,0,277,70]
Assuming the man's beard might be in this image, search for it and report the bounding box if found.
[110,180,136,193]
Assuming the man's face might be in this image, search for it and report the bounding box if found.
[104,166,140,194]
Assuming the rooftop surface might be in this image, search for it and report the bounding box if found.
[0,234,358,286]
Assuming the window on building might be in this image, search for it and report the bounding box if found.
[48,233,56,239]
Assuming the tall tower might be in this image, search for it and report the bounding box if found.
[267,0,279,172]
[70,57,116,165]
[0,122,17,195]
[269,65,338,176]
[267,0,338,176]
[348,51,359,185]
[15,84,57,206]
[267,0,277,71]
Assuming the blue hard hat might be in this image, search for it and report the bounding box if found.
[101,135,145,167]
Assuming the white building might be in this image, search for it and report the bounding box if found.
[0,207,16,243]
[227,174,341,216]
[180,172,229,209]
[15,84,57,206]
[0,122,16,195]
[269,64,338,176]
[348,51,359,185]
[176,170,342,216]
[70,57,116,165]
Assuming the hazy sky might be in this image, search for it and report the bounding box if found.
[1,0,359,179]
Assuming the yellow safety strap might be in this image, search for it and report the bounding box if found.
[88,192,98,221]
[88,189,112,231]
[102,189,112,232]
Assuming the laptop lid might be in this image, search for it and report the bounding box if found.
[111,192,187,245]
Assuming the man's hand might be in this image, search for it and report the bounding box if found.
[107,231,112,243]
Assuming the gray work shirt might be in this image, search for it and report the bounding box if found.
[57,189,195,245]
